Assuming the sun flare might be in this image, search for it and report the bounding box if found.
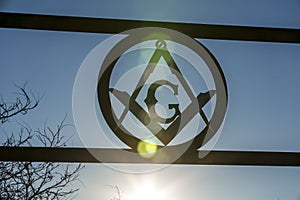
[128,179,167,200]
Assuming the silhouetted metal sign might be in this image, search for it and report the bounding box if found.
[1,12,300,167]
[73,27,227,165]
[1,12,300,43]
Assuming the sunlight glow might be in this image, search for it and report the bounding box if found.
[129,181,167,200]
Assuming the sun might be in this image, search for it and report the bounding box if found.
[128,179,167,200]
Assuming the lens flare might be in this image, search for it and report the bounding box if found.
[142,32,171,42]
[137,140,158,158]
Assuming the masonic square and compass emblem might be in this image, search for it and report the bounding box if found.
[72,27,227,170]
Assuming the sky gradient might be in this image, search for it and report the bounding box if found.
[1,1,300,199]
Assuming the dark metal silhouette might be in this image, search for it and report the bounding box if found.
[0,12,300,43]
[1,147,300,167]
[108,48,216,145]
[1,12,300,166]
[98,33,226,162]
[144,80,180,124]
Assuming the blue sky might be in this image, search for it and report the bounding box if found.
[1,0,300,199]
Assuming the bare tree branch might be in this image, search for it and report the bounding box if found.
[0,85,84,200]
[105,185,122,200]
[0,84,40,124]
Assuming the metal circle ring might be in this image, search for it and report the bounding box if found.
[97,27,228,162]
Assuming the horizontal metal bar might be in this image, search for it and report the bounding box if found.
[1,147,300,166]
[0,12,300,43]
